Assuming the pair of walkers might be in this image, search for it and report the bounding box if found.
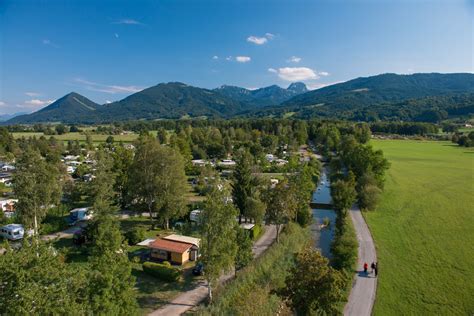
[363,261,378,277]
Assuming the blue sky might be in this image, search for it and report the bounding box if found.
[0,0,472,114]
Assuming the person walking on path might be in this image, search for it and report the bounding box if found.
[371,262,376,275]
[363,262,368,274]
[374,262,378,277]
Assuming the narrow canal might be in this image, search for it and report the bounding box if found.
[311,168,337,259]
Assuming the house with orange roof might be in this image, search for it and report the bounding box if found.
[148,234,200,265]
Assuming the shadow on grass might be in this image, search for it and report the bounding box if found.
[133,265,201,311]
[441,144,460,147]
[52,237,89,264]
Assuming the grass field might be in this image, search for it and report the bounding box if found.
[366,140,474,315]
[11,131,141,142]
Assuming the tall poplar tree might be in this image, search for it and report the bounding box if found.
[231,150,253,224]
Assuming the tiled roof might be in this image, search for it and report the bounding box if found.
[148,238,193,253]
[163,234,200,247]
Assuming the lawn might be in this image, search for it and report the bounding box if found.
[366,140,474,315]
[12,131,140,142]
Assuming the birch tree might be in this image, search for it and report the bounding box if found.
[13,148,62,236]
[200,183,238,302]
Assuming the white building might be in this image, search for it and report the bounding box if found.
[218,159,236,167]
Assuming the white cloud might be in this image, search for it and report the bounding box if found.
[318,71,329,76]
[212,55,219,60]
[0,101,5,106]
[268,68,277,73]
[271,67,318,81]
[226,56,232,61]
[105,100,112,104]
[114,19,143,25]
[42,39,59,48]
[24,99,55,106]
[247,33,275,45]
[25,92,41,97]
[265,33,275,39]
[236,56,251,63]
[74,78,143,94]
[247,36,268,45]
[287,56,302,63]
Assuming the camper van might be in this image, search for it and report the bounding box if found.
[190,209,202,222]
[67,207,93,226]
[0,224,25,241]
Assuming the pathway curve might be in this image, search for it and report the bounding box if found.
[149,225,277,316]
[344,205,377,316]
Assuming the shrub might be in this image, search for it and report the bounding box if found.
[323,217,330,227]
[125,226,147,245]
[250,224,263,240]
[331,214,357,271]
[359,184,382,211]
[296,206,313,227]
[142,261,180,282]
[40,214,68,235]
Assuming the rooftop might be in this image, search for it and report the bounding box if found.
[148,238,193,253]
[163,234,200,247]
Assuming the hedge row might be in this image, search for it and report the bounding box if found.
[142,261,180,282]
[331,214,358,271]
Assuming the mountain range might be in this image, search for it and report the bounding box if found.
[214,82,308,106]
[6,73,474,124]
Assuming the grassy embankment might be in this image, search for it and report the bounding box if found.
[366,140,474,315]
[201,223,311,315]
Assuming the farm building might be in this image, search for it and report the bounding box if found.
[148,234,200,265]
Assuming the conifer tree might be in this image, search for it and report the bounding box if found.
[87,150,138,315]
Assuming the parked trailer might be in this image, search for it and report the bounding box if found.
[67,207,93,226]
[0,224,25,241]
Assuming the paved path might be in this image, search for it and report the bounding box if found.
[149,225,277,316]
[344,205,377,316]
[40,225,83,241]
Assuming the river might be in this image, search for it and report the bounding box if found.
[311,168,337,259]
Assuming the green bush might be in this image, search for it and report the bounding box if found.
[296,206,313,227]
[331,214,357,271]
[250,224,263,241]
[142,261,180,282]
[40,214,68,235]
[125,226,147,245]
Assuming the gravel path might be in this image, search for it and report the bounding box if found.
[344,205,377,316]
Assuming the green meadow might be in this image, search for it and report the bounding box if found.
[366,140,474,315]
[11,131,141,143]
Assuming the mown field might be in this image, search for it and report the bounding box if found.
[366,140,474,315]
[11,131,141,142]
